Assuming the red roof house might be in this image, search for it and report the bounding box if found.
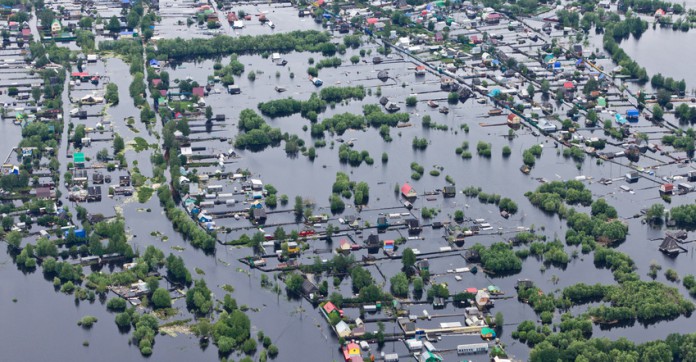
[323,302,343,317]
[660,183,674,194]
[563,81,575,90]
[401,183,417,198]
[342,342,361,361]
[191,87,205,98]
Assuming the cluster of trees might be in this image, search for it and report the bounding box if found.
[662,130,695,155]
[618,0,684,14]
[471,242,522,275]
[320,112,364,135]
[498,198,518,214]
[343,35,362,49]
[651,73,687,94]
[212,309,256,356]
[594,247,637,283]
[186,279,213,316]
[331,172,370,206]
[319,86,365,103]
[315,57,342,70]
[527,322,696,361]
[566,208,628,245]
[674,103,696,124]
[412,137,428,150]
[603,27,649,82]
[257,94,325,119]
[234,109,283,151]
[525,180,593,213]
[476,141,492,157]
[363,104,409,127]
[522,144,543,167]
[589,280,694,323]
[668,204,696,227]
[157,186,217,253]
[105,83,119,104]
[213,55,245,85]
[529,240,570,266]
[562,147,585,162]
[338,144,373,166]
[156,31,335,60]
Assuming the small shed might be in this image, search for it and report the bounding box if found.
[660,183,674,195]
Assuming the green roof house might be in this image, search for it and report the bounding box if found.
[74,152,85,168]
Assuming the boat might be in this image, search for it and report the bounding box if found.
[488,108,503,116]
[274,86,287,93]
[385,102,400,112]
[427,100,438,108]
[438,106,449,114]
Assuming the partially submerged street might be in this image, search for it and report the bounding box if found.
[3,0,696,361]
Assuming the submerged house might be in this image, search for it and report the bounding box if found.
[659,235,685,256]
[626,108,640,122]
[406,218,421,234]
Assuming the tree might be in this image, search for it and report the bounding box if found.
[6,231,22,249]
[527,84,535,98]
[151,288,172,309]
[402,248,416,271]
[79,16,93,29]
[115,312,131,329]
[390,272,409,297]
[166,254,192,285]
[107,16,121,33]
[646,203,665,223]
[351,266,373,292]
[285,273,304,297]
[541,80,550,94]
[105,83,119,104]
[2,216,13,231]
[293,196,304,219]
[656,89,671,107]
[186,279,213,316]
[107,297,127,312]
[653,104,664,120]
[406,96,417,107]
[113,134,125,154]
[205,105,213,121]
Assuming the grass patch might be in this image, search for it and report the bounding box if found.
[133,137,149,152]
[138,187,154,203]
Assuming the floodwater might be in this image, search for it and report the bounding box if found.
[621,27,696,87]
[3,5,696,362]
